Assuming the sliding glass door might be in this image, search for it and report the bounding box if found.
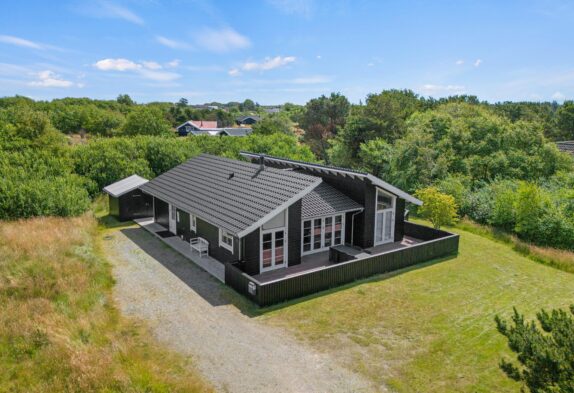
[302,214,344,255]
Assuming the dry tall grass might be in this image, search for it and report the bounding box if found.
[456,218,574,273]
[0,215,213,392]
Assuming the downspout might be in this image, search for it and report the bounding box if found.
[350,209,363,246]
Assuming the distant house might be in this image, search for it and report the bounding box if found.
[176,120,252,137]
[236,115,261,126]
[556,141,574,157]
[264,107,281,114]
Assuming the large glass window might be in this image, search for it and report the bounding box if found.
[375,188,395,245]
[303,221,311,252]
[313,219,322,249]
[302,214,344,254]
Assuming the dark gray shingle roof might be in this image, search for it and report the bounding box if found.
[301,182,363,219]
[140,154,321,236]
[557,141,574,156]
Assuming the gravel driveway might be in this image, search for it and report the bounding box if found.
[103,227,374,393]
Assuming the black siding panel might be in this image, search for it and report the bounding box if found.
[243,228,260,275]
[196,217,237,263]
[361,184,376,248]
[154,197,169,228]
[394,198,405,242]
[109,195,119,217]
[288,200,302,266]
[118,189,153,221]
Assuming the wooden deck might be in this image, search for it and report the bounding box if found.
[134,218,225,283]
[252,236,422,284]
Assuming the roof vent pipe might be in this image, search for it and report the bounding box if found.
[259,155,265,171]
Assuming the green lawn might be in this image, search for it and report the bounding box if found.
[259,224,574,393]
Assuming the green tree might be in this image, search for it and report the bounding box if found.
[414,187,459,229]
[122,107,172,136]
[555,101,574,141]
[116,94,135,106]
[495,306,574,393]
[514,182,549,241]
[357,138,392,177]
[252,114,293,135]
[300,92,350,162]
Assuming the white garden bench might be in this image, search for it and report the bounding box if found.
[190,237,209,258]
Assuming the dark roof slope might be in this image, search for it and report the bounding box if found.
[302,182,363,219]
[140,154,321,236]
[240,152,422,205]
[557,141,574,156]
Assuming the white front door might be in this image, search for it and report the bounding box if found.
[261,229,286,272]
[169,204,177,234]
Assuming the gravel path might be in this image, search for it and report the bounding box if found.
[103,227,374,393]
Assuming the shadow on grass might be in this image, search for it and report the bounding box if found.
[242,253,458,317]
[98,214,137,231]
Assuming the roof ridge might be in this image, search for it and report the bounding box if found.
[239,151,369,175]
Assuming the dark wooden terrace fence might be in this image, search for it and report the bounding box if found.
[225,222,459,307]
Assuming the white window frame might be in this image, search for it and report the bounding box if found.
[374,188,396,246]
[219,229,234,252]
[301,214,345,256]
[260,227,288,273]
[190,214,197,232]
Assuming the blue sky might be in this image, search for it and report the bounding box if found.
[0,0,573,104]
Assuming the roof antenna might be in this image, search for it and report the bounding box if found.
[259,154,265,171]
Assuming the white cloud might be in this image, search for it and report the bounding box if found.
[142,61,162,70]
[155,35,193,50]
[240,56,296,72]
[195,28,251,53]
[474,59,482,67]
[267,0,314,17]
[228,68,240,76]
[456,59,464,65]
[316,55,322,59]
[94,58,141,71]
[0,35,42,49]
[552,91,566,101]
[87,1,144,25]
[367,62,374,67]
[93,58,180,81]
[0,35,62,51]
[28,70,75,88]
[421,84,466,95]
[166,59,180,68]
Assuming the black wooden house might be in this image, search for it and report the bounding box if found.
[105,153,460,305]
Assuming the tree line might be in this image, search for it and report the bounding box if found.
[0,91,573,250]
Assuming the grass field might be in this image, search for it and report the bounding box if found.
[0,214,213,392]
[260,223,574,393]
